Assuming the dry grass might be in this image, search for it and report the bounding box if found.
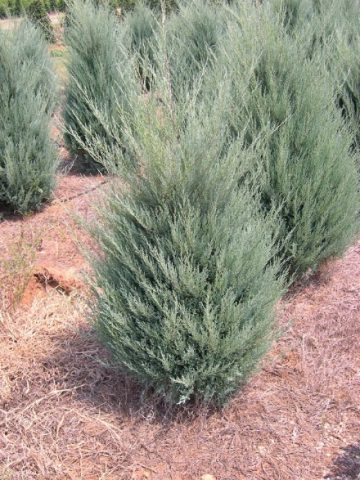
[0,175,359,478]
[0,223,40,310]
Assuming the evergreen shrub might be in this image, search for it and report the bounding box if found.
[0,0,23,16]
[213,3,359,278]
[165,0,225,102]
[0,0,7,16]
[11,17,56,112]
[267,0,313,34]
[316,0,360,150]
[0,22,57,214]
[64,0,137,172]
[146,0,176,12]
[268,0,360,150]
[335,42,360,150]
[124,2,158,90]
[120,0,229,14]
[119,0,176,13]
[91,93,283,405]
[0,0,74,16]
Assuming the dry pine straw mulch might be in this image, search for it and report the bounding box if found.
[0,174,359,480]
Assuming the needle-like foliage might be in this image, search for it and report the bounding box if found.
[211,3,359,278]
[267,0,313,34]
[64,0,135,172]
[91,85,283,405]
[27,0,55,42]
[124,2,158,90]
[315,0,360,150]
[165,0,225,102]
[0,21,57,214]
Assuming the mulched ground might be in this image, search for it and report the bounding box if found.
[0,172,359,480]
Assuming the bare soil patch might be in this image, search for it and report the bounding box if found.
[0,173,106,310]
[0,173,359,479]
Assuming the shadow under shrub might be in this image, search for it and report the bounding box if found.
[90,92,283,406]
[0,21,57,214]
[325,443,360,480]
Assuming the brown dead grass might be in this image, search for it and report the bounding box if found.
[0,174,359,479]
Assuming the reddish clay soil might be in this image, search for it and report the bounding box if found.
[0,174,359,479]
[0,174,106,310]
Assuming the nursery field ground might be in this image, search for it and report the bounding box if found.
[0,172,360,480]
[0,12,360,480]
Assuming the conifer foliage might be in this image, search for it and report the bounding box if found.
[11,19,56,113]
[0,22,57,214]
[91,93,283,405]
[318,0,360,150]
[270,0,360,151]
[166,0,225,101]
[125,3,158,90]
[64,0,135,172]
[268,0,313,34]
[215,4,359,278]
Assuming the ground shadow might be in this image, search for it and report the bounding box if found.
[325,443,360,479]
[283,263,333,301]
[59,150,107,176]
[0,200,50,222]
[42,324,215,425]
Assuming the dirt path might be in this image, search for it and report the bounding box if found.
[0,175,359,479]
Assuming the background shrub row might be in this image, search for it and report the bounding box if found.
[0,0,65,17]
[0,0,177,18]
